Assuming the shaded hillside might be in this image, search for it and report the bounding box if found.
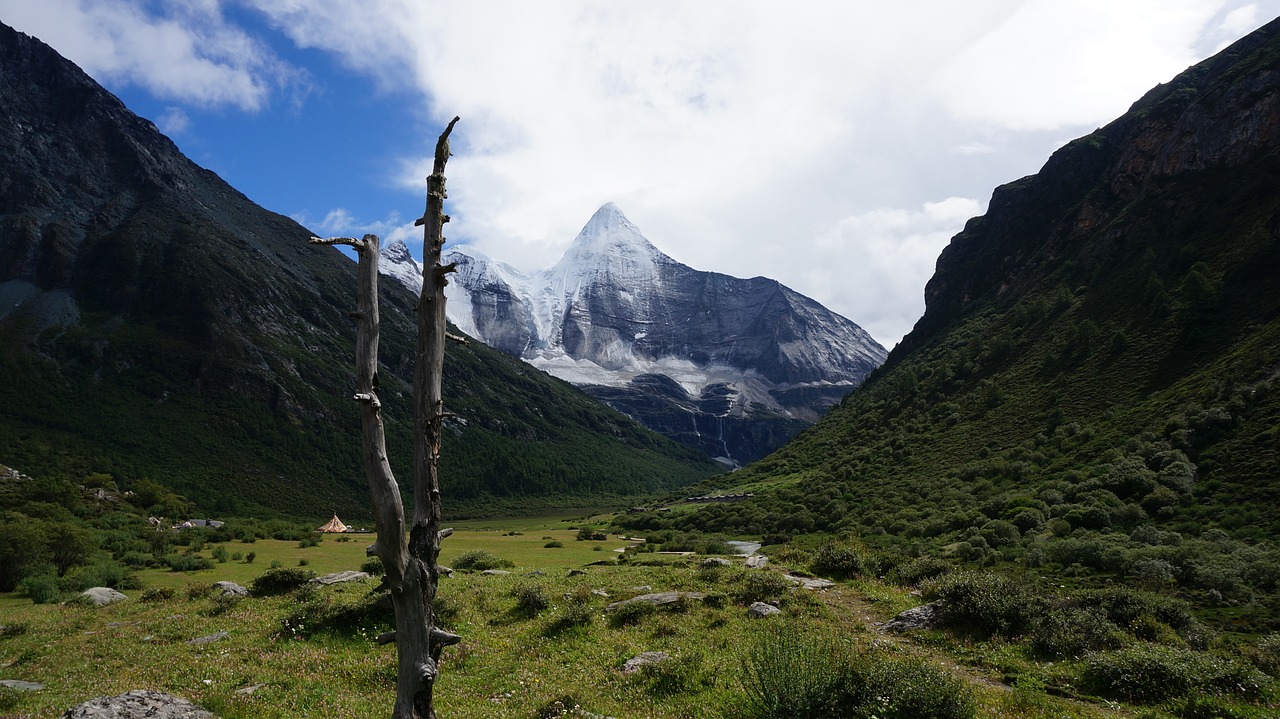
[0,22,717,518]
[630,19,1280,618]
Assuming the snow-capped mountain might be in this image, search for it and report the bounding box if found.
[381,203,888,464]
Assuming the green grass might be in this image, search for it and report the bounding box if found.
[6,525,1272,719]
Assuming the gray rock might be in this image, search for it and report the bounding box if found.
[881,601,944,633]
[80,587,127,606]
[211,581,248,597]
[591,589,610,597]
[61,690,216,718]
[699,558,732,568]
[0,679,43,691]
[745,555,769,569]
[233,684,267,696]
[785,575,835,590]
[622,651,671,674]
[748,602,781,618]
[310,570,370,585]
[481,569,511,576]
[187,630,230,645]
[605,591,707,612]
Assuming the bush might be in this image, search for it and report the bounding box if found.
[361,555,385,576]
[69,560,138,590]
[1252,633,1280,677]
[1030,606,1122,659]
[543,603,594,636]
[733,572,791,605]
[510,583,551,617]
[740,630,975,719]
[245,552,256,564]
[19,573,60,604]
[140,587,176,603]
[890,557,952,587]
[211,545,230,563]
[167,555,214,573]
[544,540,564,548]
[608,600,656,628]
[1082,645,1268,704]
[251,567,317,596]
[451,550,514,571]
[576,528,607,542]
[926,571,1045,638]
[809,541,874,580]
[628,651,711,697]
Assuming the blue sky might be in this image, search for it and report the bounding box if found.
[3,1,1277,347]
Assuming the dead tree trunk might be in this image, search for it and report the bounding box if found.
[309,116,461,719]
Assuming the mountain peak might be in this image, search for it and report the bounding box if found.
[556,202,667,273]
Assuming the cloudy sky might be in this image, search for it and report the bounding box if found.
[3,1,1277,348]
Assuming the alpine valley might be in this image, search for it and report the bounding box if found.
[0,20,720,518]
[379,204,887,465]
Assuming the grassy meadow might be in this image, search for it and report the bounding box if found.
[0,520,1201,719]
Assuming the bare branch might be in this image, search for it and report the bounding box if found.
[446,333,469,346]
[309,236,368,250]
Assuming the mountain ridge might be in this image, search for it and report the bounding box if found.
[0,21,719,518]
[381,203,887,464]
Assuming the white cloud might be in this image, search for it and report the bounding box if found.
[807,197,986,348]
[156,107,191,136]
[0,0,306,110]
[930,0,1235,130]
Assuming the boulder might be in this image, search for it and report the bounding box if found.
[0,679,43,691]
[481,570,511,576]
[605,591,706,612]
[881,601,944,633]
[785,575,835,590]
[310,571,370,586]
[748,602,781,618]
[80,587,128,606]
[622,651,670,674]
[61,690,216,718]
[745,555,769,569]
[211,581,248,597]
[187,631,230,646]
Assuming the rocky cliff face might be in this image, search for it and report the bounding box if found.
[382,203,888,464]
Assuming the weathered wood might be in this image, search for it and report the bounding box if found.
[407,114,459,719]
[319,116,461,719]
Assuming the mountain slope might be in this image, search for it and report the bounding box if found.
[0,21,718,518]
[636,18,1280,613]
[382,203,887,464]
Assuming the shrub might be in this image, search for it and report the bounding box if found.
[510,583,551,617]
[19,573,60,604]
[926,570,1045,638]
[167,555,214,573]
[810,541,874,579]
[544,540,564,548]
[608,600,656,628]
[543,603,594,636]
[1082,645,1268,704]
[628,651,711,697]
[733,572,791,605]
[211,545,230,563]
[298,558,310,567]
[451,550,514,571]
[740,630,974,719]
[230,552,243,561]
[1253,633,1280,677]
[890,556,952,587]
[69,560,138,590]
[251,567,317,596]
[1030,606,1122,659]
[576,529,607,542]
[140,587,176,603]
[186,583,213,600]
[361,555,385,576]
[245,551,256,564]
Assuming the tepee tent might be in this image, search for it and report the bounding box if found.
[317,513,349,533]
